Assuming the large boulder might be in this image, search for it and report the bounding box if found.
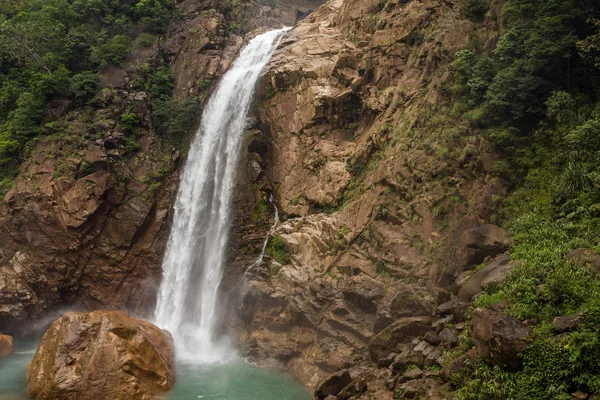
[0,333,13,357]
[458,254,514,300]
[566,248,600,274]
[460,225,513,268]
[552,314,582,333]
[26,310,175,400]
[369,317,432,362]
[469,308,529,370]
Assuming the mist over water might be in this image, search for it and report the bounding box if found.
[154,28,290,362]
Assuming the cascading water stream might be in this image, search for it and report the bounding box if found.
[245,194,279,278]
[155,28,289,362]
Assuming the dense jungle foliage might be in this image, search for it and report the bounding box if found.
[0,0,177,195]
[451,0,600,398]
[0,0,273,196]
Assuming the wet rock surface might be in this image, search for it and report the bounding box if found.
[0,333,13,357]
[26,310,175,400]
[315,369,352,399]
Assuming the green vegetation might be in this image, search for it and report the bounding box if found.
[131,63,201,148]
[450,0,600,397]
[0,0,175,194]
[455,215,600,399]
[265,236,290,266]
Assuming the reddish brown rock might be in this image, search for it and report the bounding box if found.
[552,314,582,333]
[369,317,432,362]
[460,225,513,268]
[314,369,352,399]
[0,333,13,357]
[458,254,513,300]
[26,310,175,400]
[469,308,529,370]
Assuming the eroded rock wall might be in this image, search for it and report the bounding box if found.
[0,0,326,334]
[233,0,507,390]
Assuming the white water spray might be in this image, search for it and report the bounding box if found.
[155,28,289,362]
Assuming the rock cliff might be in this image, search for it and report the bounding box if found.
[0,0,323,333]
[231,0,507,391]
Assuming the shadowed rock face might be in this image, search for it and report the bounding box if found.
[459,225,513,268]
[0,89,175,332]
[26,310,175,400]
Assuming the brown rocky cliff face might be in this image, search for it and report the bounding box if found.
[0,89,174,332]
[233,0,506,390]
[0,0,327,333]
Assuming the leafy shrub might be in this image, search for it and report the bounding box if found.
[134,0,174,34]
[121,113,138,133]
[136,32,155,47]
[462,0,489,21]
[460,211,600,398]
[91,35,131,67]
[135,64,174,100]
[70,72,99,104]
[122,136,141,157]
[0,0,176,187]
[152,98,200,142]
[0,177,15,197]
[265,236,290,265]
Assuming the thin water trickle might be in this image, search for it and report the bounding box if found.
[246,194,279,278]
[154,28,290,362]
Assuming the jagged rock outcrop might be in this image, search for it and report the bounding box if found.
[469,308,530,370]
[0,88,175,331]
[369,317,432,362]
[460,224,513,268]
[458,254,514,300]
[26,310,174,400]
[314,369,352,399]
[236,0,507,391]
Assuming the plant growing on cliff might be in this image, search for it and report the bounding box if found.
[0,0,176,192]
[265,236,290,265]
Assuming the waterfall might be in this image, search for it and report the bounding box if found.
[154,28,289,362]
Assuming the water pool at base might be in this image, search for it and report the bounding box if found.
[0,340,310,400]
[167,361,310,400]
[0,340,33,399]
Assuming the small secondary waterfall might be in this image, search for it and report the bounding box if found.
[155,28,289,362]
[245,194,279,278]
